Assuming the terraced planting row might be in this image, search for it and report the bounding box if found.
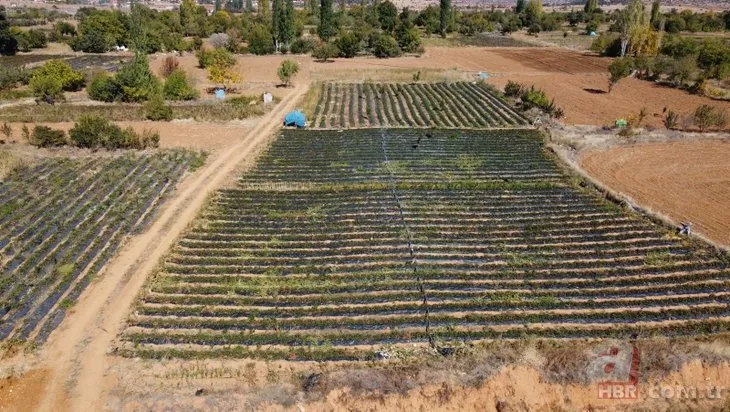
[120,129,730,361]
[0,150,203,344]
[311,82,529,129]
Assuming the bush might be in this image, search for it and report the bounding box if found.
[0,66,29,90]
[395,26,422,54]
[694,104,727,131]
[30,125,66,147]
[373,34,401,58]
[197,48,235,69]
[277,60,300,87]
[87,72,121,102]
[163,69,197,101]
[290,38,317,54]
[608,57,633,92]
[69,115,159,149]
[664,109,679,129]
[114,54,160,102]
[29,75,63,100]
[590,33,621,57]
[159,56,180,78]
[248,24,275,55]
[29,59,84,100]
[504,80,524,97]
[336,32,361,58]
[312,42,340,62]
[209,32,230,49]
[144,94,173,121]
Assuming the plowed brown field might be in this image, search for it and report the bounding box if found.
[580,139,730,249]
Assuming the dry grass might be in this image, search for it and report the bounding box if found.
[0,150,26,180]
[0,99,271,122]
[298,81,323,120]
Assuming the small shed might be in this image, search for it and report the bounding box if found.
[284,111,306,128]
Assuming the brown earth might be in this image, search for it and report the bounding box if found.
[4,45,730,412]
[306,47,730,128]
[580,139,730,249]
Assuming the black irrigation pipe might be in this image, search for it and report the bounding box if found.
[378,128,435,348]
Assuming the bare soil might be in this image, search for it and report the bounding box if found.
[580,139,730,249]
[3,120,255,156]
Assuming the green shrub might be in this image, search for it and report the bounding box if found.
[30,76,63,100]
[312,42,340,62]
[29,59,84,99]
[694,104,727,131]
[69,115,160,149]
[590,33,621,57]
[373,34,401,58]
[196,48,235,69]
[277,60,300,87]
[248,24,275,55]
[504,80,524,97]
[608,57,634,92]
[163,69,198,100]
[336,32,361,58]
[290,38,316,54]
[0,66,29,90]
[87,72,122,102]
[144,94,173,121]
[30,125,66,147]
[114,54,160,102]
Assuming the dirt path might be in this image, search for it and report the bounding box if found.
[18,84,308,412]
[579,139,730,250]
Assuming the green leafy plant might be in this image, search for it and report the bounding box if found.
[163,69,198,101]
[277,59,300,87]
[144,93,173,121]
[29,125,67,147]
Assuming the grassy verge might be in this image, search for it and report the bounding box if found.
[0,98,271,122]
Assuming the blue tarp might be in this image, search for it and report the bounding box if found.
[284,111,306,128]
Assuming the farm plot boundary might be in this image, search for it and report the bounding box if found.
[118,129,730,361]
[311,82,530,130]
[0,150,204,347]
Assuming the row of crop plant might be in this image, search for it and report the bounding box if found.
[311,83,530,129]
[0,150,204,344]
[118,129,730,360]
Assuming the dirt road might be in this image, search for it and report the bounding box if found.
[8,84,309,412]
[580,139,730,249]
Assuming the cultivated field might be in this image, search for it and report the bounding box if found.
[311,82,528,129]
[0,150,203,345]
[118,128,730,360]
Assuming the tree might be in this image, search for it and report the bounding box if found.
[115,53,161,102]
[312,42,339,62]
[319,0,336,40]
[273,0,294,50]
[584,0,598,15]
[336,31,361,57]
[439,0,451,38]
[524,0,543,27]
[608,56,633,92]
[515,0,526,14]
[373,34,401,58]
[259,0,271,21]
[277,59,300,86]
[180,0,199,35]
[0,6,18,56]
[378,1,398,33]
[650,0,661,26]
[396,25,422,53]
[248,24,276,55]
